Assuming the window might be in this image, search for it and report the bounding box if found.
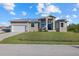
[31,22,34,27]
[61,23,64,27]
[48,19,52,24]
[41,22,46,27]
[41,23,45,27]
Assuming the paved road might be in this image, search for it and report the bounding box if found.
[0,32,21,41]
[0,44,79,56]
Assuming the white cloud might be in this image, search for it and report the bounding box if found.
[66,15,70,18]
[45,5,61,14]
[55,17,60,20]
[37,3,45,13]
[37,3,61,17]
[29,6,33,9]
[3,3,15,11]
[76,3,79,8]
[67,18,72,22]
[67,18,72,25]
[77,3,79,5]
[10,11,15,16]
[22,11,27,16]
[72,8,77,12]
[2,3,16,16]
[72,14,77,18]
[13,18,20,19]
[41,13,49,17]
[45,3,52,6]
[35,12,39,15]
[0,22,10,26]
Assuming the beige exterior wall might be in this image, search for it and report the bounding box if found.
[11,17,67,32]
[52,18,56,32]
[11,22,39,32]
[55,22,67,32]
[11,23,27,25]
[30,23,39,32]
[59,22,67,32]
[11,23,28,32]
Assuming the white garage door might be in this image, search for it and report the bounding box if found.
[12,25,25,32]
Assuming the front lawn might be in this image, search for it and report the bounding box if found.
[0,32,79,44]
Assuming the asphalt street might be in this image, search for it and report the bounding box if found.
[0,44,79,56]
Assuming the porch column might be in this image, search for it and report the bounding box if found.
[40,21,41,29]
[46,17,48,30]
[53,19,55,30]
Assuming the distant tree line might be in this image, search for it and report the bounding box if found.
[67,23,79,32]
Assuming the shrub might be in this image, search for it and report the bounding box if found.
[67,23,79,33]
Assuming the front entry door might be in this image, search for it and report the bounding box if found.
[48,24,52,30]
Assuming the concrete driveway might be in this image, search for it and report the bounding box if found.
[0,32,22,41]
[0,44,79,56]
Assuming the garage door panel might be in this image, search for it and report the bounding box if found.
[12,25,25,32]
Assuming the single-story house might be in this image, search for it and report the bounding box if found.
[11,16,68,32]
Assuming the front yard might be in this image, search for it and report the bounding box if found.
[0,32,79,44]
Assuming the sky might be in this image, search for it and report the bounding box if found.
[0,3,79,26]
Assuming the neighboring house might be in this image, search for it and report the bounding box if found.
[0,26,6,30]
[0,26,6,33]
[11,16,68,32]
[2,26,11,32]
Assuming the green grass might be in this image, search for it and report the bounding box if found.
[0,32,79,44]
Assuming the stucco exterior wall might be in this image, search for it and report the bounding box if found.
[55,22,60,32]
[59,22,67,32]
[11,23,30,32]
[11,16,67,32]
[11,22,39,32]
[30,23,39,32]
[55,22,67,32]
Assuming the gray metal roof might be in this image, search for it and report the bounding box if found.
[56,19,68,22]
[11,19,39,23]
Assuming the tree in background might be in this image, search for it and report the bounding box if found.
[67,23,79,32]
